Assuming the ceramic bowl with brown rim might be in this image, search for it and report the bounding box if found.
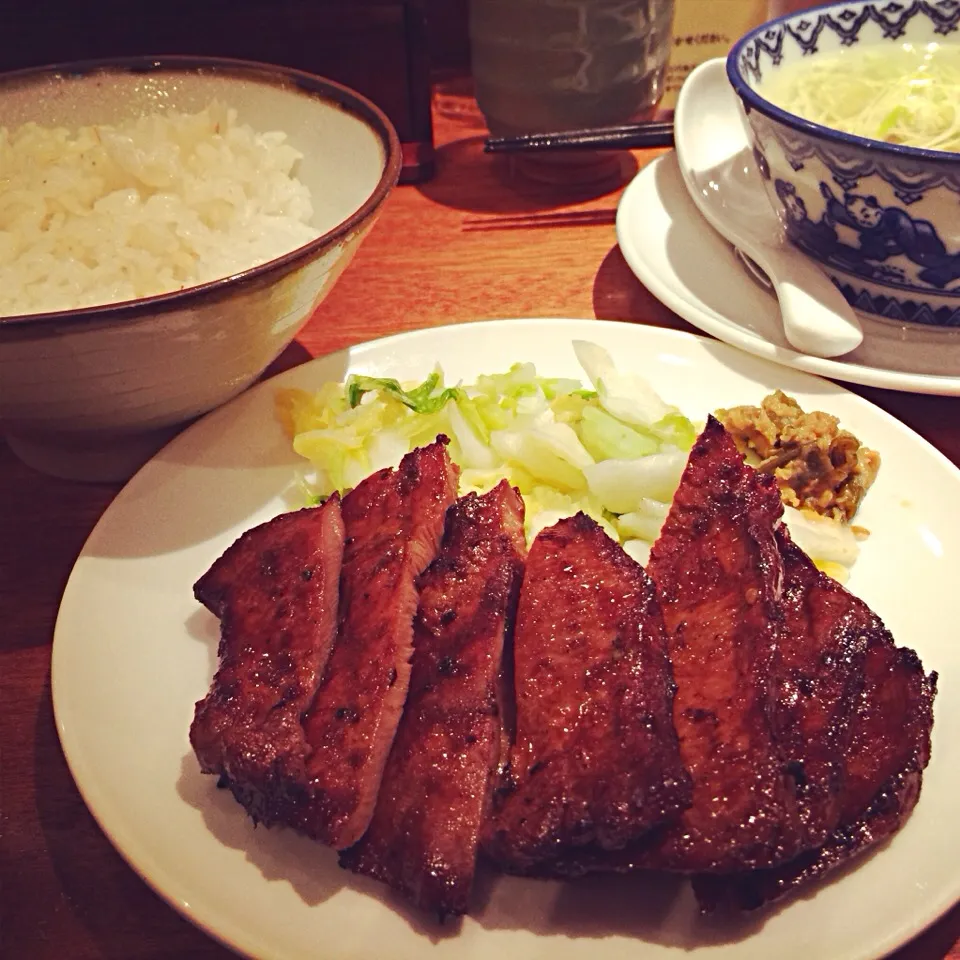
[0,56,401,481]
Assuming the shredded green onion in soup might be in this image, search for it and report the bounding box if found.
[763,42,960,152]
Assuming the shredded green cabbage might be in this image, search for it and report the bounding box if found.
[277,341,861,577]
[276,342,695,550]
[764,42,960,151]
[345,372,460,414]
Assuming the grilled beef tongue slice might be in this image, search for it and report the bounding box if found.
[482,511,692,874]
[300,437,459,849]
[640,416,805,873]
[340,481,526,918]
[694,532,937,911]
[190,496,345,826]
[763,528,872,851]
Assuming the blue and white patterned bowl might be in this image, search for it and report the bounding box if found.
[728,1,960,328]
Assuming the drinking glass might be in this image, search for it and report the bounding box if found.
[469,0,675,137]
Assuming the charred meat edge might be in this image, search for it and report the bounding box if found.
[483,511,692,873]
[299,437,460,849]
[190,497,345,826]
[341,480,527,918]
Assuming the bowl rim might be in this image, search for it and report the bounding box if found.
[0,54,403,329]
[726,0,960,166]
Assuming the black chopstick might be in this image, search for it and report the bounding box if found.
[484,120,675,153]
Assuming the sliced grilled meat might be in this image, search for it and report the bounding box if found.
[340,481,526,918]
[483,512,691,873]
[768,528,870,849]
[838,638,935,838]
[190,497,345,825]
[643,416,803,873]
[695,618,936,911]
[300,437,459,849]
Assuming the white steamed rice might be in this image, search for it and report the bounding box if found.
[0,101,322,317]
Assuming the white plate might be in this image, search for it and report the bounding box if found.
[616,153,960,396]
[52,318,959,960]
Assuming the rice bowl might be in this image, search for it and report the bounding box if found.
[0,56,401,481]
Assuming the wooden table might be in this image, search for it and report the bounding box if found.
[3,105,958,960]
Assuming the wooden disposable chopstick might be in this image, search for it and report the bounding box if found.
[483,120,675,153]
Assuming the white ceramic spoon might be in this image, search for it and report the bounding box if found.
[674,58,864,358]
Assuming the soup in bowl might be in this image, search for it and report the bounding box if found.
[727,1,960,329]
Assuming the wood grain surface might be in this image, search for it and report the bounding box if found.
[1,102,958,960]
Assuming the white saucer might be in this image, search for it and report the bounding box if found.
[616,152,960,396]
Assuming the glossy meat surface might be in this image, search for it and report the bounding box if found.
[300,438,459,849]
[188,426,938,918]
[643,417,802,873]
[190,498,344,825]
[768,529,873,849]
[340,481,526,918]
[695,606,936,911]
[484,512,691,872]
